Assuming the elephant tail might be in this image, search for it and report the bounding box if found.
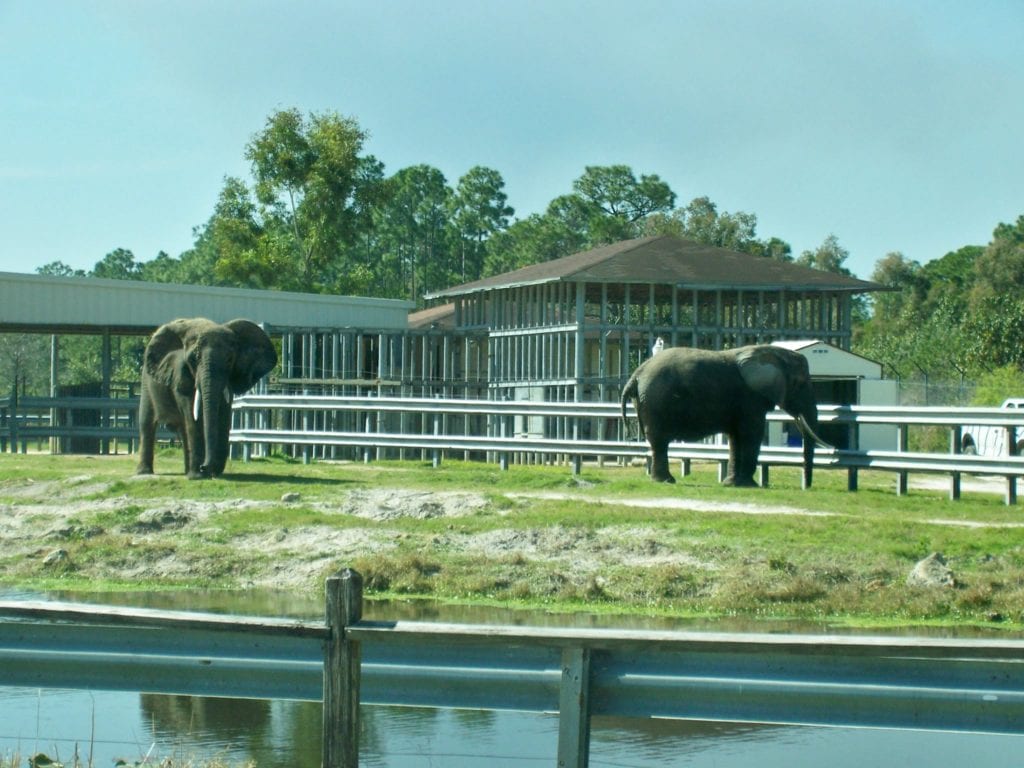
[620,371,641,439]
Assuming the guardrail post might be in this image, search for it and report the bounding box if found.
[847,416,859,492]
[949,426,962,501]
[363,412,372,464]
[1006,426,1018,506]
[500,414,510,471]
[557,646,591,768]
[324,568,363,768]
[896,425,909,496]
[432,409,441,469]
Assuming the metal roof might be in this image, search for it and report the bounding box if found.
[424,235,885,299]
[0,272,414,335]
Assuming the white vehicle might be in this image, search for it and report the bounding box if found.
[961,398,1024,456]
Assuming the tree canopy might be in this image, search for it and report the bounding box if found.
[31,106,1024,401]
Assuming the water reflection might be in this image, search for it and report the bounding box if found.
[24,586,1023,638]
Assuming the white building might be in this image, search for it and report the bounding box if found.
[772,340,899,451]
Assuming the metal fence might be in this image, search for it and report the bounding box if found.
[1,570,1022,768]
[4,393,1024,504]
[229,394,1024,505]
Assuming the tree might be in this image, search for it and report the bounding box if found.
[867,252,924,325]
[797,234,854,276]
[572,165,676,224]
[643,196,789,258]
[374,165,453,300]
[971,365,1024,406]
[138,251,183,284]
[449,166,514,283]
[244,108,384,292]
[92,248,141,280]
[0,333,49,397]
[37,261,85,277]
[563,165,676,246]
[971,215,1024,303]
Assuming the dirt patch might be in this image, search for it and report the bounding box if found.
[317,489,489,521]
[1,473,1019,601]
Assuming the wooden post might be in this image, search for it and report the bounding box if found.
[323,569,363,768]
[557,646,591,768]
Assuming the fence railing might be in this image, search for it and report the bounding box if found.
[4,393,1024,504]
[1,570,1022,768]
[229,394,1024,504]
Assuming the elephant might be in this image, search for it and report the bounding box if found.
[620,344,830,487]
[136,317,277,479]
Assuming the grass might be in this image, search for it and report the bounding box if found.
[1,450,1023,631]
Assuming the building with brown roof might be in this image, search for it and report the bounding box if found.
[422,234,883,406]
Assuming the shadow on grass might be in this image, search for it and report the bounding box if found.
[218,471,356,486]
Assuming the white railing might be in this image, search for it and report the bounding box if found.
[230,395,1024,505]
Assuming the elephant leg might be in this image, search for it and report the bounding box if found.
[724,421,764,487]
[181,410,205,479]
[648,434,676,484]
[135,397,156,475]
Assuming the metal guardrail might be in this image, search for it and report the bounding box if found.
[1,570,1023,768]
[230,394,1024,504]
[4,393,1024,503]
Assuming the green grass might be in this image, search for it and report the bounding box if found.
[1,450,1023,630]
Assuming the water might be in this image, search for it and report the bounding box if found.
[1,589,1021,767]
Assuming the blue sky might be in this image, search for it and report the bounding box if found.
[1,0,1022,281]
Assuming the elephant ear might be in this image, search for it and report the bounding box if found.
[225,319,277,395]
[144,320,191,386]
[736,346,786,407]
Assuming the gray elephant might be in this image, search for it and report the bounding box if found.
[136,318,277,479]
[620,344,829,487]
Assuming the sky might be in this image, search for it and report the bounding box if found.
[1,1,1022,282]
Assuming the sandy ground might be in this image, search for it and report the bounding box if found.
[1,468,1020,594]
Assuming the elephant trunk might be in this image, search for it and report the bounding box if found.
[197,372,224,477]
[794,412,831,488]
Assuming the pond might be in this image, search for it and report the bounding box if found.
[0,588,1020,767]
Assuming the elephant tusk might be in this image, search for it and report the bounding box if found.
[193,387,201,422]
[223,386,232,405]
[795,414,833,449]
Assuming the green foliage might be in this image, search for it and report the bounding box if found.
[970,365,1024,406]
[43,104,1024,394]
[855,221,1024,394]
[483,165,676,273]
[0,333,50,395]
[797,233,854,276]
[92,248,142,280]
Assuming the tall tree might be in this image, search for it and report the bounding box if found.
[92,248,142,280]
[244,108,383,292]
[563,165,676,246]
[449,166,514,282]
[137,251,182,284]
[797,234,854,276]
[971,215,1024,303]
[374,165,453,301]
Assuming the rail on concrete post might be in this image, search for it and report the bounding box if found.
[324,569,363,768]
